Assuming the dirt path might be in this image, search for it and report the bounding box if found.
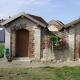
[0,42,4,45]
[0,58,80,68]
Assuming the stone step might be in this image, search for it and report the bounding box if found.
[13,57,32,62]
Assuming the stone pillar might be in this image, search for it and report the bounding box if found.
[69,28,75,61]
[5,27,10,52]
[75,30,80,60]
[34,27,41,60]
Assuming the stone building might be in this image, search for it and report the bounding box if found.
[1,12,49,61]
[44,18,80,62]
[65,18,80,61]
[48,19,65,37]
[48,19,64,32]
[46,19,80,62]
[2,12,80,62]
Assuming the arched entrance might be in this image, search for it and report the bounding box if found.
[16,29,29,57]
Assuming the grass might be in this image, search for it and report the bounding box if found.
[0,45,4,58]
[0,66,80,80]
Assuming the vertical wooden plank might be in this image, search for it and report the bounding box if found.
[16,29,29,57]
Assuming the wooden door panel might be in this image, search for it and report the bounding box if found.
[16,29,29,57]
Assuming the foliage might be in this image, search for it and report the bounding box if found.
[54,36,61,46]
[0,66,80,80]
[44,36,66,48]
[0,45,4,58]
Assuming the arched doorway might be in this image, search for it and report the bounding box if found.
[16,29,29,57]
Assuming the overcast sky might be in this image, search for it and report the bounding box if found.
[0,0,80,24]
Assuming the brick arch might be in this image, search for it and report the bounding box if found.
[11,24,35,58]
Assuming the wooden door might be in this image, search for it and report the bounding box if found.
[16,29,29,57]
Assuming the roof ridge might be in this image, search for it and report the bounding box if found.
[65,18,80,28]
[1,12,48,27]
[27,13,41,18]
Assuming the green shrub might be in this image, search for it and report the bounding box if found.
[0,45,4,58]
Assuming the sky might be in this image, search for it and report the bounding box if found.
[0,0,80,24]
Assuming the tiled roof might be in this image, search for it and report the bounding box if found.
[28,14,48,26]
[53,24,63,31]
[1,12,47,27]
[65,18,80,28]
[48,20,64,31]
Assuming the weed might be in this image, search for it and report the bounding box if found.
[0,45,4,58]
[0,74,3,77]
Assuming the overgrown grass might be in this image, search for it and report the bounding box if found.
[0,45,4,58]
[0,66,80,80]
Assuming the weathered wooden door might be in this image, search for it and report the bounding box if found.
[16,29,29,57]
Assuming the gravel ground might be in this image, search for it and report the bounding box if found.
[0,42,4,45]
[0,58,80,68]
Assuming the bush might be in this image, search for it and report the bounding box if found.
[0,45,4,58]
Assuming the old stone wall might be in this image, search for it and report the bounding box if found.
[74,23,80,61]
[41,27,47,58]
[41,29,70,62]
